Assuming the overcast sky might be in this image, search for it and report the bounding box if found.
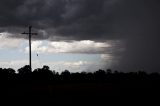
[0,0,160,72]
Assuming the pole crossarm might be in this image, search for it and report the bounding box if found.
[21,26,38,71]
[21,32,38,35]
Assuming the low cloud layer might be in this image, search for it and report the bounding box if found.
[0,32,24,49]
[25,40,112,54]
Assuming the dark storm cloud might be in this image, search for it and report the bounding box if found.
[0,0,159,40]
[0,0,160,72]
[0,0,121,40]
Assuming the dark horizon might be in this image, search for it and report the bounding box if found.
[0,65,160,74]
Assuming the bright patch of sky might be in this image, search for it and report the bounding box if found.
[0,32,114,72]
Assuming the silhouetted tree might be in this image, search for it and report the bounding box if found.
[106,69,112,74]
[61,70,70,76]
[10,68,16,74]
[33,65,54,82]
[114,70,119,74]
[94,69,106,75]
[18,65,31,75]
[42,65,50,71]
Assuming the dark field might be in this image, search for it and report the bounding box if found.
[0,66,160,105]
[2,80,160,105]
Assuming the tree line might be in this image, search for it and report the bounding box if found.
[0,65,160,84]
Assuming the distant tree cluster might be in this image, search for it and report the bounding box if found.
[0,65,160,84]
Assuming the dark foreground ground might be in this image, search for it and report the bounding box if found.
[1,82,160,105]
[0,67,160,105]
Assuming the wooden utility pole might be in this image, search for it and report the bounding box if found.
[22,26,37,71]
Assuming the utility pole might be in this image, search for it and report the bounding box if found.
[22,26,37,71]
